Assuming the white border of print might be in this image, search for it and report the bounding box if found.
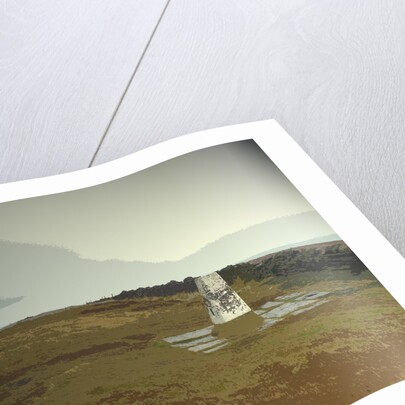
[0,120,404,404]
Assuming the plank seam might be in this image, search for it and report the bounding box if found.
[88,0,172,167]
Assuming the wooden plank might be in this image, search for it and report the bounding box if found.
[93,0,405,256]
[0,0,168,183]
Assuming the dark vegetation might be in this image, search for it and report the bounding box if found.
[110,241,367,300]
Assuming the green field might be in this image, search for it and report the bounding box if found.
[1,268,404,404]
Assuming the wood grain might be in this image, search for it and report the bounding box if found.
[0,0,168,182]
[93,0,405,257]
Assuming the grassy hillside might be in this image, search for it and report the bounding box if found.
[1,242,404,404]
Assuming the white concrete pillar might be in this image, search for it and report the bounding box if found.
[195,272,251,324]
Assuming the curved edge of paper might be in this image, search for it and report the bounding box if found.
[0,120,272,203]
[352,380,405,405]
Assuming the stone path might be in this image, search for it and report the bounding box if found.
[257,291,330,330]
[163,291,330,353]
[163,326,227,354]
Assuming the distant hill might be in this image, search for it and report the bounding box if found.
[0,211,338,328]
[112,240,366,300]
[0,296,24,310]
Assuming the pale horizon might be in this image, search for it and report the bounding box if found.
[0,209,334,265]
[0,141,323,262]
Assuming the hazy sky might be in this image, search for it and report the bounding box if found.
[0,141,317,262]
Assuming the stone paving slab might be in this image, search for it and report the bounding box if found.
[261,300,316,318]
[163,326,214,343]
[292,300,329,316]
[173,334,216,348]
[189,338,227,352]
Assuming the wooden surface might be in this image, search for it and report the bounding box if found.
[1,0,405,258]
[0,0,168,181]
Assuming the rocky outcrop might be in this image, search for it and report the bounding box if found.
[112,276,197,300]
[110,241,367,301]
[220,240,367,284]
